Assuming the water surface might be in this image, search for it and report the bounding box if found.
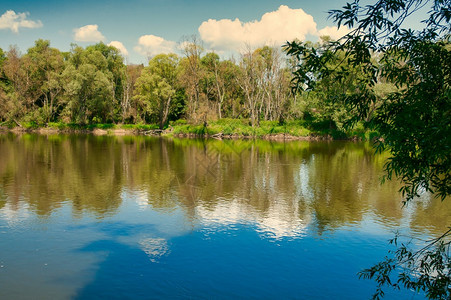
[0,133,449,299]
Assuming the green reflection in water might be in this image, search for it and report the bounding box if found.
[0,133,449,237]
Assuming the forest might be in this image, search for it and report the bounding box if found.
[0,36,392,137]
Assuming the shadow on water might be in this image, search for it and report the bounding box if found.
[74,239,155,299]
[72,220,170,299]
[72,225,312,299]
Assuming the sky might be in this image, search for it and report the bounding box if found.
[0,0,425,64]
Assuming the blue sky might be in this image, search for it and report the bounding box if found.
[0,0,426,64]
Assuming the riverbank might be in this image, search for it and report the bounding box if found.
[0,119,378,141]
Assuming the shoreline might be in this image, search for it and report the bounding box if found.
[0,126,343,141]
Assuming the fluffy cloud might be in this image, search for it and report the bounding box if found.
[134,35,176,57]
[317,26,351,40]
[108,41,129,56]
[198,5,317,51]
[0,10,42,33]
[73,24,105,42]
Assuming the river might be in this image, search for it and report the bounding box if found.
[0,133,449,299]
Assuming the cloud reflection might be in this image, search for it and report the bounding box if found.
[195,197,311,240]
[139,237,170,262]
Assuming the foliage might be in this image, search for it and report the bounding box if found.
[286,0,450,202]
[286,0,450,298]
[178,36,204,121]
[288,37,379,131]
[25,39,65,123]
[122,64,144,123]
[359,229,451,300]
[238,46,293,127]
[0,39,363,137]
[61,63,113,123]
[200,52,241,119]
[134,54,180,128]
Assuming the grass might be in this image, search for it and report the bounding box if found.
[169,119,377,140]
[118,124,159,130]
[169,119,312,138]
[46,122,159,131]
[7,118,378,140]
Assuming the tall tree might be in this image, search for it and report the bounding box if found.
[0,47,12,123]
[61,64,113,124]
[134,54,180,129]
[122,64,143,123]
[26,39,65,123]
[199,53,241,119]
[85,42,126,121]
[238,46,292,126]
[255,46,292,123]
[238,46,265,127]
[2,46,36,125]
[179,35,204,122]
[61,44,115,123]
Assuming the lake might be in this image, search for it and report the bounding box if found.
[0,133,449,299]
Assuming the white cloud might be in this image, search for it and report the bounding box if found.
[198,5,317,52]
[73,24,105,42]
[108,41,129,56]
[134,34,176,57]
[317,26,351,41]
[0,10,42,33]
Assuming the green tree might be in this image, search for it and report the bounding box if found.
[200,53,241,119]
[200,52,220,118]
[134,53,180,129]
[0,47,11,123]
[0,40,66,125]
[61,43,126,123]
[286,0,450,298]
[288,37,379,131]
[1,46,37,125]
[61,63,113,124]
[85,42,126,121]
[26,39,65,123]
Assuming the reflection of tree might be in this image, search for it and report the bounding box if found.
[0,134,124,216]
[304,142,404,234]
[0,134,449,237]
[409,196,451,234]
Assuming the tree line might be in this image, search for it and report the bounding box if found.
[0,37,380,131]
